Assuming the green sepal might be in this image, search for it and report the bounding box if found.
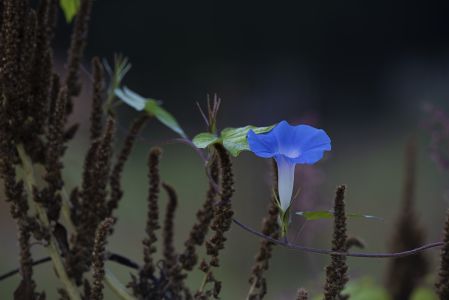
[278,205,291,238]
[273,190,292,238]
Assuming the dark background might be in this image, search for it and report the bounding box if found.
[55,0,449,128]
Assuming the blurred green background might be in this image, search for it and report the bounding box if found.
[2,0,449,299]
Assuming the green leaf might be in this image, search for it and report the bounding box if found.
[295,211,334,220]
[115,87,146,111]
[220,125,275,157]
[346,213,381,220]
[115,87,186,138]
[145,100,187,138]
[295,210,381,221]
[59,0,80,23]
[192,133,220,148]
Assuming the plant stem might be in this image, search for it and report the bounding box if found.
[245,281,257,300]
[197,271,210,294]
[61,188,76,233]
[232,218,444,258]
[17,144,82,300]
[105,269,137,300]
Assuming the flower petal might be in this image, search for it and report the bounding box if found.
[292,149,326,164]
[247,129,278,158]
[299,128,331,153]
[272,122,330,159]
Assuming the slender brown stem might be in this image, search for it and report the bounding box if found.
[0,252,140,282]
[0,257,51,281]
[232,218,443,258]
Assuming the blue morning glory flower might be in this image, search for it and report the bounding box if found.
[247,121,331,212]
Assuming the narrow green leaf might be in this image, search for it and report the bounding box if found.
[115,87,146,111]
[113,55,132,84]
[295,211,334,220]
[220,125,275,157]
[115,87,186,138]
[192,133,220,148]
[145,100,187,138]
[347,213,381,220]
[104,55,132,112]
[59,0,80,23]
[295,210,381,221]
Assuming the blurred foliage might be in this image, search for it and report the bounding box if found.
[411,287,438,300]
[311,277,391,300]
[311,277,438,300]
[342,278,391,300]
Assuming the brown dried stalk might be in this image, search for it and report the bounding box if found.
[385,139,429,299]
[196,144,234,299]
[323,185,349,300]
[91,218,115,300]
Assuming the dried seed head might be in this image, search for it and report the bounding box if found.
[196,144,235,298]
[323,185,349,300]
[180,153,219,271]
[65,0,93,113]
[91,218,114,300]
[141,147,162,278]
[89,57,105,141]
[296,288,308,300]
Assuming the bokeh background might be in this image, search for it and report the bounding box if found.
[2,1,449,298]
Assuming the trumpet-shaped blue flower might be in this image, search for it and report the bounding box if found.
[247,121,331,212]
